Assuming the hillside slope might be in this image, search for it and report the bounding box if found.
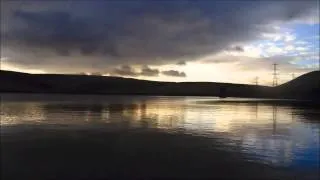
[275,71,320,99]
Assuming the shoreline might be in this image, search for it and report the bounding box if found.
[1,91,319,102]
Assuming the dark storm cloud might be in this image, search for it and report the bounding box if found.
[112,65,138,77]
[162,70,186,77]
[8,10,105,56]
[1,0,318,72]
[140,66,159,77]
[111,65,159,77]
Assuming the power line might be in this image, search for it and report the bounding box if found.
[272,63,278,87]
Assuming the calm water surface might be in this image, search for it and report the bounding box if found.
[1,93,319,178]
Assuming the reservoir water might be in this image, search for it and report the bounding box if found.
[1,93,319,179]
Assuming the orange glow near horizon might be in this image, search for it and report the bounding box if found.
[1,63,47,74]
[0,58,311,86]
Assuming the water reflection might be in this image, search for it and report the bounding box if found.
[273,105,277,134]
[1,94,319,170]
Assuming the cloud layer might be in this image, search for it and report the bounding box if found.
[111,65,160,77]
[162,70,187,77]
[1,0,318,78]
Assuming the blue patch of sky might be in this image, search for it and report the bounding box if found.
[293,24,319,67]
[291,24,319,39]
[291,24,319,50]
[241,23,319,65]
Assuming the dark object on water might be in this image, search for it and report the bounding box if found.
[219,86,227,98]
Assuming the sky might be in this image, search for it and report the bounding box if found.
[1,0,319,85]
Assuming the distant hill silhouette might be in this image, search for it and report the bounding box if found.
[1,70,319,101]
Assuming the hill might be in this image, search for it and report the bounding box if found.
[0,70,319,100]
[274,71,320,99]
